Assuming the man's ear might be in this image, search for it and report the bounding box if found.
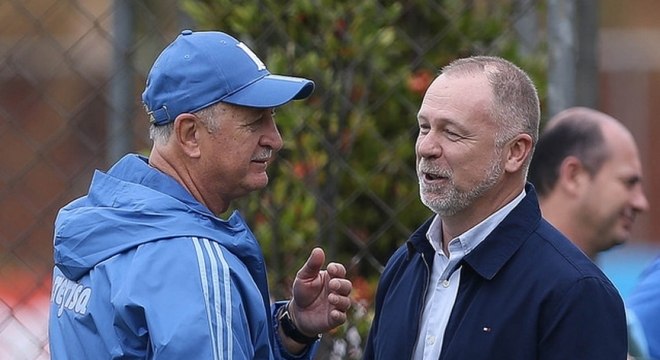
[557,156,589,195]
[173,113,202,158]
[504,133,533,173]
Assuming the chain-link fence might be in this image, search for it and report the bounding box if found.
[1,0,591,358]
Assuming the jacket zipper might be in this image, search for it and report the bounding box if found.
[412,251,432,360]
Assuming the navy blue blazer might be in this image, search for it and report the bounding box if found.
[364,184,627,360]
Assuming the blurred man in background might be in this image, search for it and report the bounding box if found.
[529,107,649,260]
[529,107,650,359]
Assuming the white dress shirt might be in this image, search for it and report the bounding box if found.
[412,190,526,360]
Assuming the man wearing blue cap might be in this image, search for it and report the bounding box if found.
[48,30,352,359]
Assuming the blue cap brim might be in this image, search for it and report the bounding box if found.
[222,74,315,108]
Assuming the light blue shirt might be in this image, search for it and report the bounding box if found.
[413,189,526,360]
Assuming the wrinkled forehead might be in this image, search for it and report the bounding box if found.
[418,73,494,125]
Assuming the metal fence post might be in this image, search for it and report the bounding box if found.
[547,0,576,118]
[514,0,539,56]
[107,0,135,165]
[575,0,599,109]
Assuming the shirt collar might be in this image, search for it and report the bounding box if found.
[426,189,527,256]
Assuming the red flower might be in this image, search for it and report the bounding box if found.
[407,70,433,95]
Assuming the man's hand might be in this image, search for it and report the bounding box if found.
[289,247,353,337]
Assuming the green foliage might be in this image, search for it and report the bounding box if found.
[181,0,546,356]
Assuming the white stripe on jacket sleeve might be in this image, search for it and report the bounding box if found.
[192,237,233,360]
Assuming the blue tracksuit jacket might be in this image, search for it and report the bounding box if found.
[627,256,660,360]
[48,154,316,359]
[364,184,627,360]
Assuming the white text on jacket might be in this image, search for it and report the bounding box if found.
[52,275,92,317]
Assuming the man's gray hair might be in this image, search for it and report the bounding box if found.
[441,56,540,148]
[148,103,221,144]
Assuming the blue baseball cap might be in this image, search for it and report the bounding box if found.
[142,30,315,125]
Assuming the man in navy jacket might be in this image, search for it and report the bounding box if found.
[363,56,627,359]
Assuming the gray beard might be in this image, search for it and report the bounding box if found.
[418,155,504,217]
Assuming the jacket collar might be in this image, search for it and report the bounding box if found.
[406,216,436,260]
[406,183,541,280]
